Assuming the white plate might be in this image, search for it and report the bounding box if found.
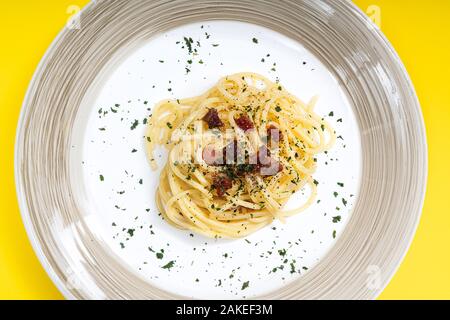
[71,20,361,299]
[16,0,426,300]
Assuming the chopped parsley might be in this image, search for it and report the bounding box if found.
[162,260,175,270]
[290,261,297,274]
[332,216,341,223]
[130,120,139,130]
[183,37,193,54]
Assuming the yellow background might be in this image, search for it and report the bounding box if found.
[0,0,449,299]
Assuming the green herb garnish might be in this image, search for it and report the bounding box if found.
[162,260,175,270]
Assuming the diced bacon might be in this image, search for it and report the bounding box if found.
[202,140,241,166]
[252,146,283,176]
[257,145,271,166]
[249,146,270,167]
[267,125,283,144]
[234,114,254,131]
[212,175,233,197]
[202,145,223,166]
[202,108,223,129]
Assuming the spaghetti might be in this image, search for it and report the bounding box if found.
[146,72,335,238]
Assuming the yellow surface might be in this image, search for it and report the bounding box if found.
[0,0,448,300]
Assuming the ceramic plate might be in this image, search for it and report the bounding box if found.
[15,0,427,300]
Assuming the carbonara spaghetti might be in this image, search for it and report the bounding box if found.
[146,72,335,238]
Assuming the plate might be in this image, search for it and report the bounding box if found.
[15,0,427,300]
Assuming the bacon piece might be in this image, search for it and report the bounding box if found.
[202,140,242,166]
[212,175,233,197]
[203,108,223,129]
[251,146,283,176]
[257,145,271,166]
[234,114,254,131]
[267,125,283,145]
[202,145,223,165]
[271,160,284,174]
[249,146,269,167]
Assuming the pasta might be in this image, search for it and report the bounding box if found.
[146,72,335,238]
